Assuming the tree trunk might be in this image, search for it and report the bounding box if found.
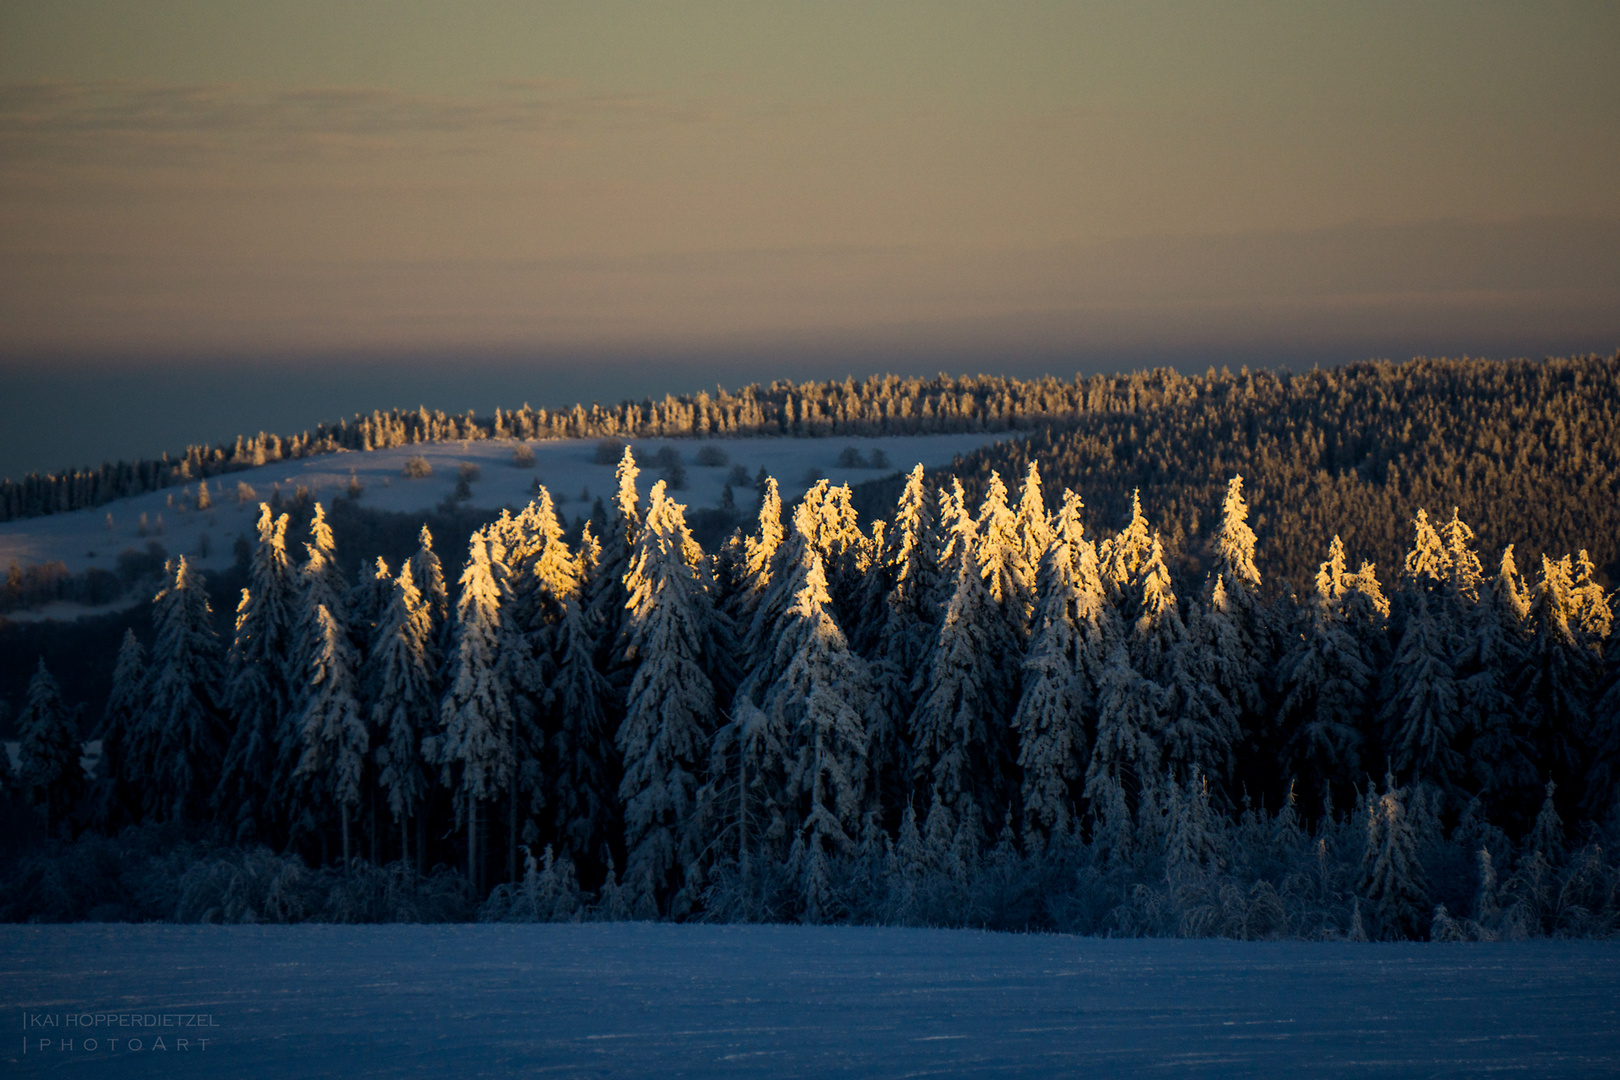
[341,804,351,870]
[417,812,427,876]
[468,794,479,895]
[402,815,411,876]
[509,776,518,885]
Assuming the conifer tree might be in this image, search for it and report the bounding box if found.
[295,604,368,865]
[368,561,438,867]
[277,504,351,841]
[909,509,1018,849]
[617,481,727,914]
[1161,600,1241,802]
[1465,548,1537,824]
[1100,490,1153,604]
[1401,509,1446,593]
[766,553,872,920]
[591,446,643,667]
[1084,642,1163,854]
[1013,490,1090,846]
[218,506,296,842]
[16,658,83,834]
[92,629,146,829]
[1212,476,1263,612]
[975,470,1034,639]
[729,475,783,629]
[146,556,227,822]
[1380,594,1463,795]
[1130,534,1185,682]
[436,529,522,894]
[348,557,394,653]
[1014,460,1054,585]
[1439,508,1484,603]
[859,466,937,798]
[408,524,450,643]
[1276,537,1373,810]
[1360,780,1429,939]
[1517,555,1598,816]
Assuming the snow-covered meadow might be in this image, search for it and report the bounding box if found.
[0,432,1013,588]
[3,924,1616,1078]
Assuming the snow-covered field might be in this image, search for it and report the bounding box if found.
[3,924,1616,1078]
[0,432,1014,587]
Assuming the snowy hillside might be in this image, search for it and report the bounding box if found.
[0,431,1012,584]
[5,924,1618,1078]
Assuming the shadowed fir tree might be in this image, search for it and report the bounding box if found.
[16,658,83,836]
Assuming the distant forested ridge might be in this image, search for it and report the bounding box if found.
[951,354,1620,595]
[6,438,1620,939]
[0,370,1190,521]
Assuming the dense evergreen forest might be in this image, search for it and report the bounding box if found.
[952,355,1620,595]
[5,431,1620,939]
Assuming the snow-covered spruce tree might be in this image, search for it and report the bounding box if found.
[975,470,1035,639]
[1379,591,1463,797]
[367,561,439,869]
[926,478,973,612]
[590,446,643,671]
[436,529,523,894]
[276,503,351,847]
[1359,779,1429,940]
[1569,550,1612,646]
[1164,767,1225,881]
[1439,508,1484,607]
[1014,461,1054,590]
[217,505,297,843]
[146,556,227,823]
[1130,533,1184,682]
[1517,555,1599,819]
[1465,546,1537,826]
[1276,537,1373,813]
[765,552,873,921]
[796,480,868,626]
[702,697,792,920]
[91,628,146,829]
[1201,576,1265,763]
[751,480,868,652]
[407,524,450,647]
[1083,641,1163,860]
[519,496,616,872]
[294,604,368,866]
[727,475,783,630]
[16,658,83,835]
[1205,477,1271,783]
[1211,476,1264,623]
[348,556,394,655]
[1161,600,1241,806]
[1013,489,1090,847]
[857,464,937,806]
[1401,508,1447,593]
[616,481,730,915]
[909,504,1019,852]
[1100,490,1154,607]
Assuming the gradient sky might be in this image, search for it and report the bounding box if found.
[2,2,1619,475]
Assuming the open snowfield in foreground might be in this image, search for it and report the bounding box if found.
[3,925,1617,1078]
[0,431,1013,589]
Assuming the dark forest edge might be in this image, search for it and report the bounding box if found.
[5,426,1620,939]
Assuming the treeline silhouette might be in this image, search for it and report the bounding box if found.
[0,370,1192,521]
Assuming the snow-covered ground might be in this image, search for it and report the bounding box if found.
[3,924,1616,1078]
[0,432,1015,585]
